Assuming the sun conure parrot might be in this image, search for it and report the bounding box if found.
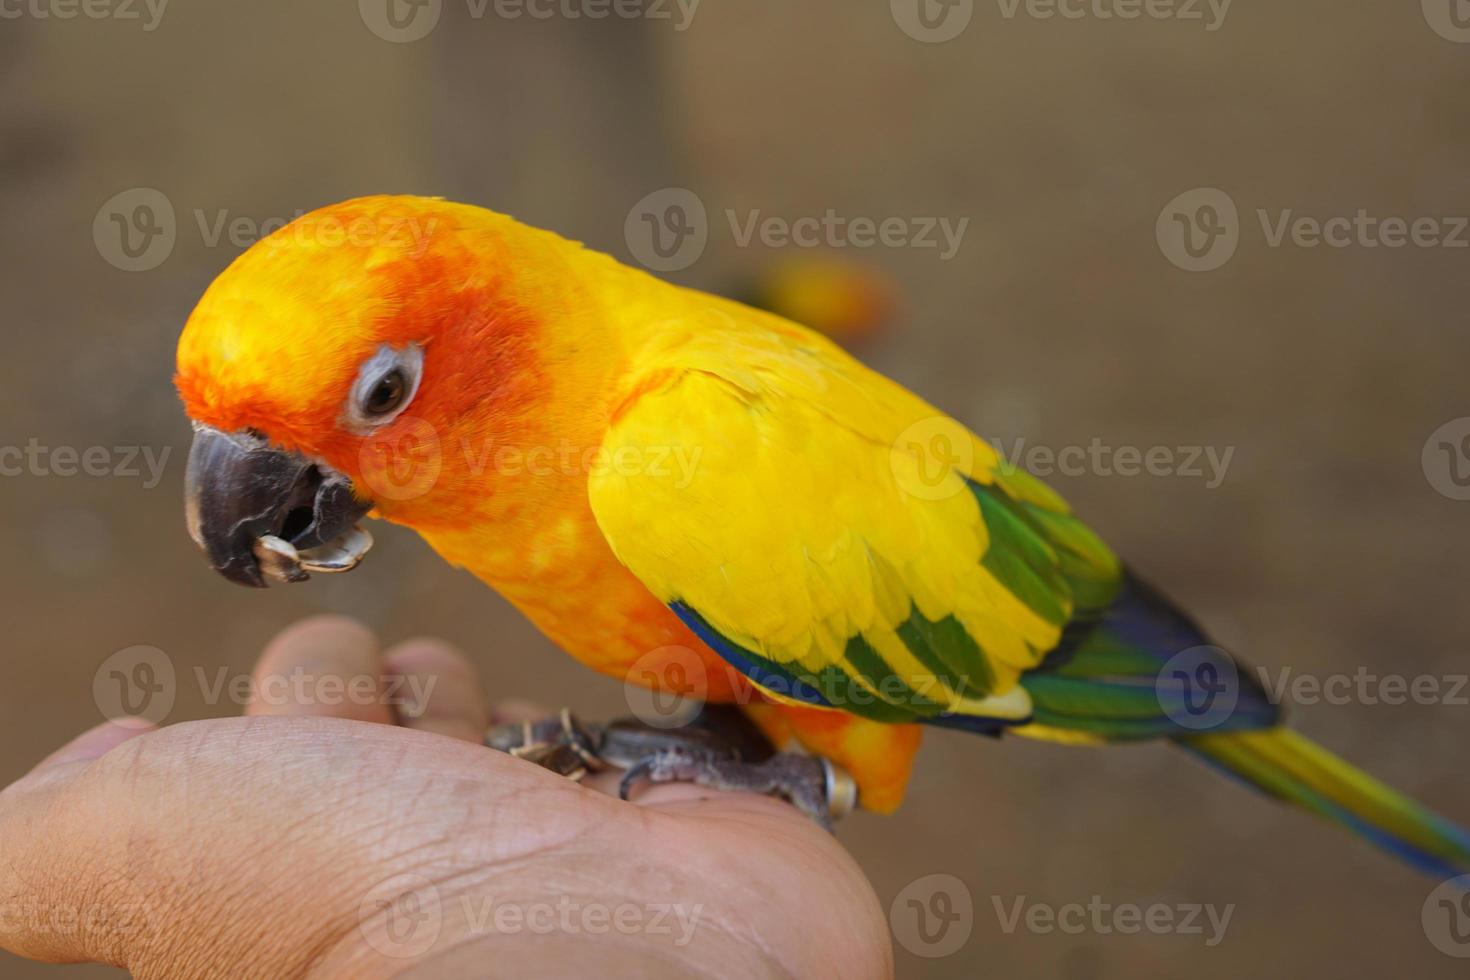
[177,195,1470,879]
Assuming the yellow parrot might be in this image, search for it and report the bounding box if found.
[177,195,1469,878]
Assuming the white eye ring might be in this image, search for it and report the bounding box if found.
[344,343,423,431]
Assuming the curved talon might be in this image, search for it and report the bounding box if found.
[618,756,659,801]
[823,760,858,822]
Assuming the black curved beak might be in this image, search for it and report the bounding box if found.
[184,424,373,588]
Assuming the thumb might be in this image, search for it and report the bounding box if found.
[0,715,597,977]
[0,721,158,966]
[0,717,399,974]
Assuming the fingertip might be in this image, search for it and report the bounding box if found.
[248,615,389,723]
[265,614,375,655]
[383,637,490,742]
[381,637,466,674]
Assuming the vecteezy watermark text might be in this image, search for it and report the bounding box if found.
[357,421,704,503]
[624,188,969,273]
[887,418,1237,504]
[993,895,1234,946]
[1158,187,1469,272]
[1155,647,1470,735]
[0,440,171,489]
[357,874,704,960]
[93,188,440,272]
[1255,667,1468,708]
[0,0,167,30]
[94,646,439,726]
[358,0,700,44]
[726,209,968,261]
[991,436,1234,489]
[460,896,702,945]
[890,0,1230,43]
[994,0,1231,30]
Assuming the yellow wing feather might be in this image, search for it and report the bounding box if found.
[588,303,1115,722]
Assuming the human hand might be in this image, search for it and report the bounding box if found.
[0,616,891,979]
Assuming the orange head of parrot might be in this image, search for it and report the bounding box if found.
[176,195,602,587]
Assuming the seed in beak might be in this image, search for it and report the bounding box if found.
[251,527,376,585]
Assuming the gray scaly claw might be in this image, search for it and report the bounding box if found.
[487,707,858,829]
[617,746,854,832]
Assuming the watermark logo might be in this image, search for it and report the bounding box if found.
[894,0,1230,39]
[94,189,441,271]
[1423,418,1470,501]
[1157,187,1239,272]
[358,876,704,955]
[891,417,976,502]
[624,645,708,728]
[1256,209,1469,250]
[891,0,974,42]
[890,424,1234,500]
[625,189,969,273]
[358,416,445,503]
[363,0,699,43]
[93,645,175,727]
[461,897,703,943]
[995,0,1231,30]
[92,648,438,726]
[990,437,1234,489]
[359,0,442,42]
[1423,875,1470,957]
[994,895,1233,945]
[94,188,176,272]
[485,0,700,29]
[355,419,705,502]
[727,209,968,261]
[625,187,709,273]
[1423,0,1470,43]
[1160,189,1470,271]
[1156,645,1240,731]
[890,874,974,958]
[234,668,436,717]
[359,873,444,959]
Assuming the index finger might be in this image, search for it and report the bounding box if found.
[244,615,393,724]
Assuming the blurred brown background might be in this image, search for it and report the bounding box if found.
[4,1,1470,976]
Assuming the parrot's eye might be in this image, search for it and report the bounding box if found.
[364,371,407,416]
[345,343,423,431]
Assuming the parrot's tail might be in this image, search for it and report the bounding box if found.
[1017,569,1470,880]
[1178,727,1470,879]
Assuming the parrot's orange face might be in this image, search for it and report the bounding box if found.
[177,197,556,587]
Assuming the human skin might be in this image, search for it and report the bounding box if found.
[0,616,892,979]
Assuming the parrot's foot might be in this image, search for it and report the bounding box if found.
[618,749,856,831]
[484,706,858,830]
